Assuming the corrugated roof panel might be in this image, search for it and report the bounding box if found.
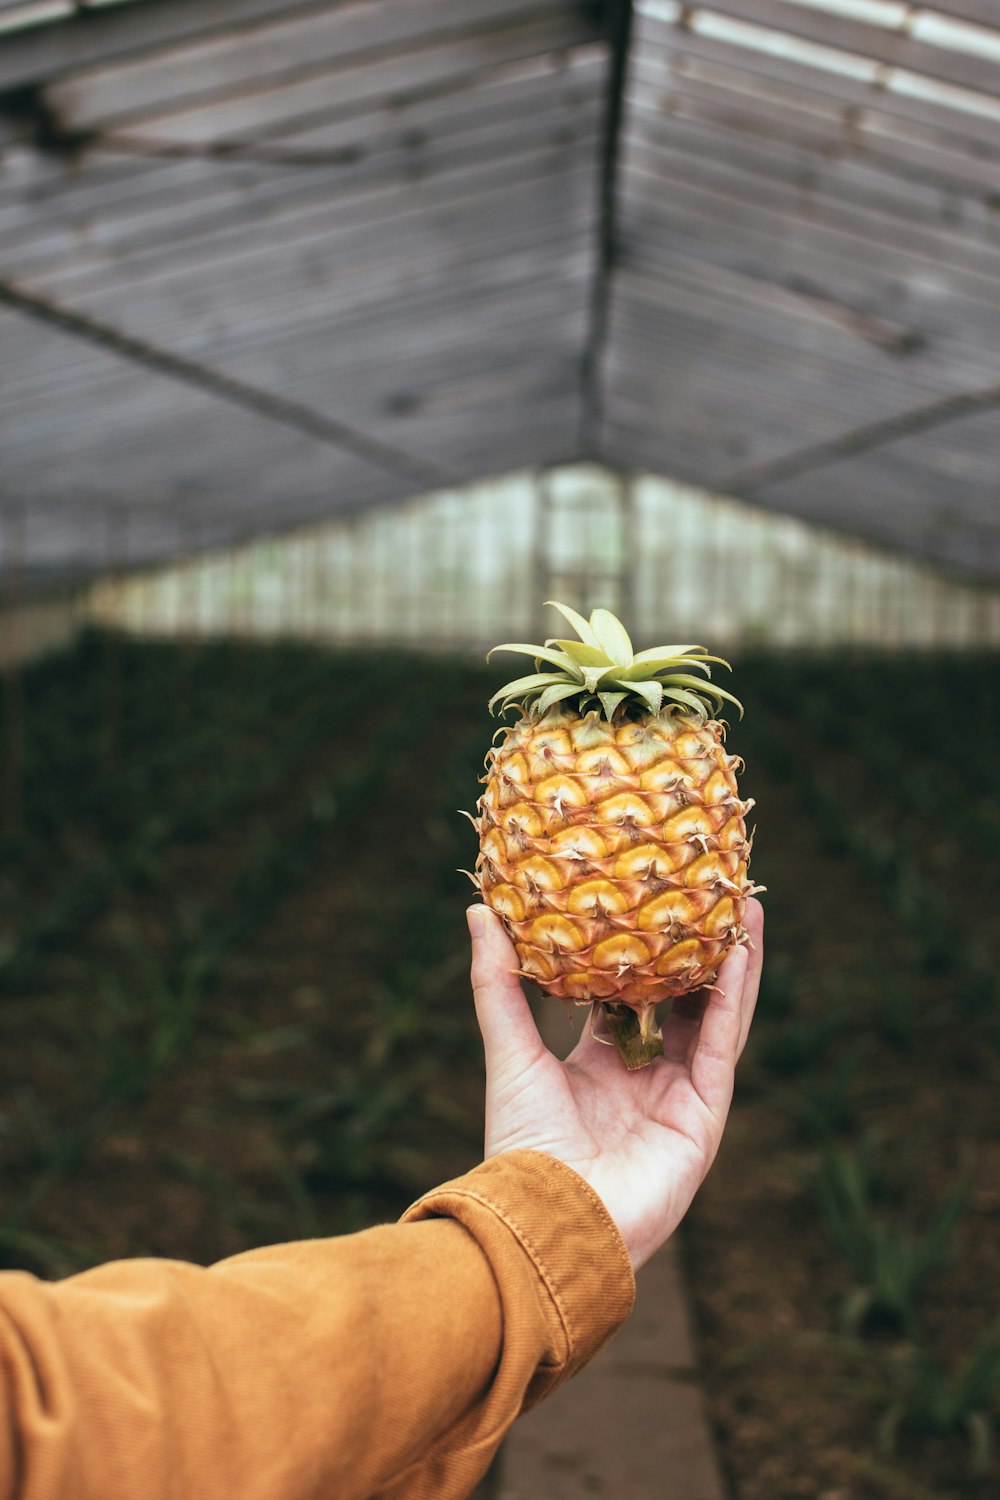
[600,0,1000,578]
[1,0,999,589]
[0,2,73,36]
[0,1,607,591]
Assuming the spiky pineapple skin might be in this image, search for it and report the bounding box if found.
[475,708,753,1010]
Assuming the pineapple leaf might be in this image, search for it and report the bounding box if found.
[686,654,732,670]
[630,645,702,665]
[663,685,711,717]
[488,672,566,711]
[544,600,599,648]
[631,656,734,682]
[619,655,711,681]
[486,643,583,678]
[536,681,584,714]
[598,690,628,720]
[662,673,744,717]
[628,678,663,714]
[548,638,613,669]
[590,608,633,664]
[581,664,620,691]
[485,610,742,726]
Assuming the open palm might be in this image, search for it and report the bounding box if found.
[469,898,764,1271]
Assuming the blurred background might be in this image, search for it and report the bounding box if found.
[1,1,999,1496]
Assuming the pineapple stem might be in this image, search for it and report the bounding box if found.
[601,1002,664,1071]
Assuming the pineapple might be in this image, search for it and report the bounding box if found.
[472,601,757,1069]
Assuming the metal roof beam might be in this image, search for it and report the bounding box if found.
[0,276,461,491]
[724,380,1000,495]
[579,0,633,455]
[0,0,337,92]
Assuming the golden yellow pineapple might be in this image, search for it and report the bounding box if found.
[472,601,757,1069]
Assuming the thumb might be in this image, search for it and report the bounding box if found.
[468,906,547,1072]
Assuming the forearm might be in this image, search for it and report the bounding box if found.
[0,1152,634,1500]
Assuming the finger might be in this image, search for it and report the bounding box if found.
[737,897,765,1057]
[659,900,763,1068]
[468,906,547,1072]
[690,940,748,1122]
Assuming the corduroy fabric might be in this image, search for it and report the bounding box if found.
[0,1151,634,1500]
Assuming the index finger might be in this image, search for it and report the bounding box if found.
[468,905,548,1075]
[737,897,764,1057]
[690,938,748,1123]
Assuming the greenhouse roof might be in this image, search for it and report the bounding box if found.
[1,0,999,592]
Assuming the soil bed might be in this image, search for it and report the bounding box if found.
[0,639,996,1499]
[684,665,1000,1500]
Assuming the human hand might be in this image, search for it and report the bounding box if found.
[468,898,763,1272]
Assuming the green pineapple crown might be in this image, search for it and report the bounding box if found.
[488,600,742,722]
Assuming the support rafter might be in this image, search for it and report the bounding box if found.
[0,278,461,493]
[725,382,1000,496]
[579,0,633,456]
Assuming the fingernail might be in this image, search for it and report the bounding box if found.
[466,906,484,938]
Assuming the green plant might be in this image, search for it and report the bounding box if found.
[817,1144,964,1339]
[953,964,996,1021]
[758,953,797,1021]
[0,1224,96,1278]
[759,1012,846,1078]
[875,972,917,1048]
[878,1324,1000,1476]
[0,643,384,991]
[782,1048,864,1140]
[262,1071,422,1192]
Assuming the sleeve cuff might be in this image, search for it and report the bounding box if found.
[401,1150,635,1406]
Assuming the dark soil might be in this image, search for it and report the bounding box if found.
[1,638,997,1500]
[684,721,1000,1500]
[0,642,491,1276]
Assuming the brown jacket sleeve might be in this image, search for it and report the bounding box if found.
[0,1151,634,1500]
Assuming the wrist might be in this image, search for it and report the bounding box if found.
[407,1151,635,1391]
